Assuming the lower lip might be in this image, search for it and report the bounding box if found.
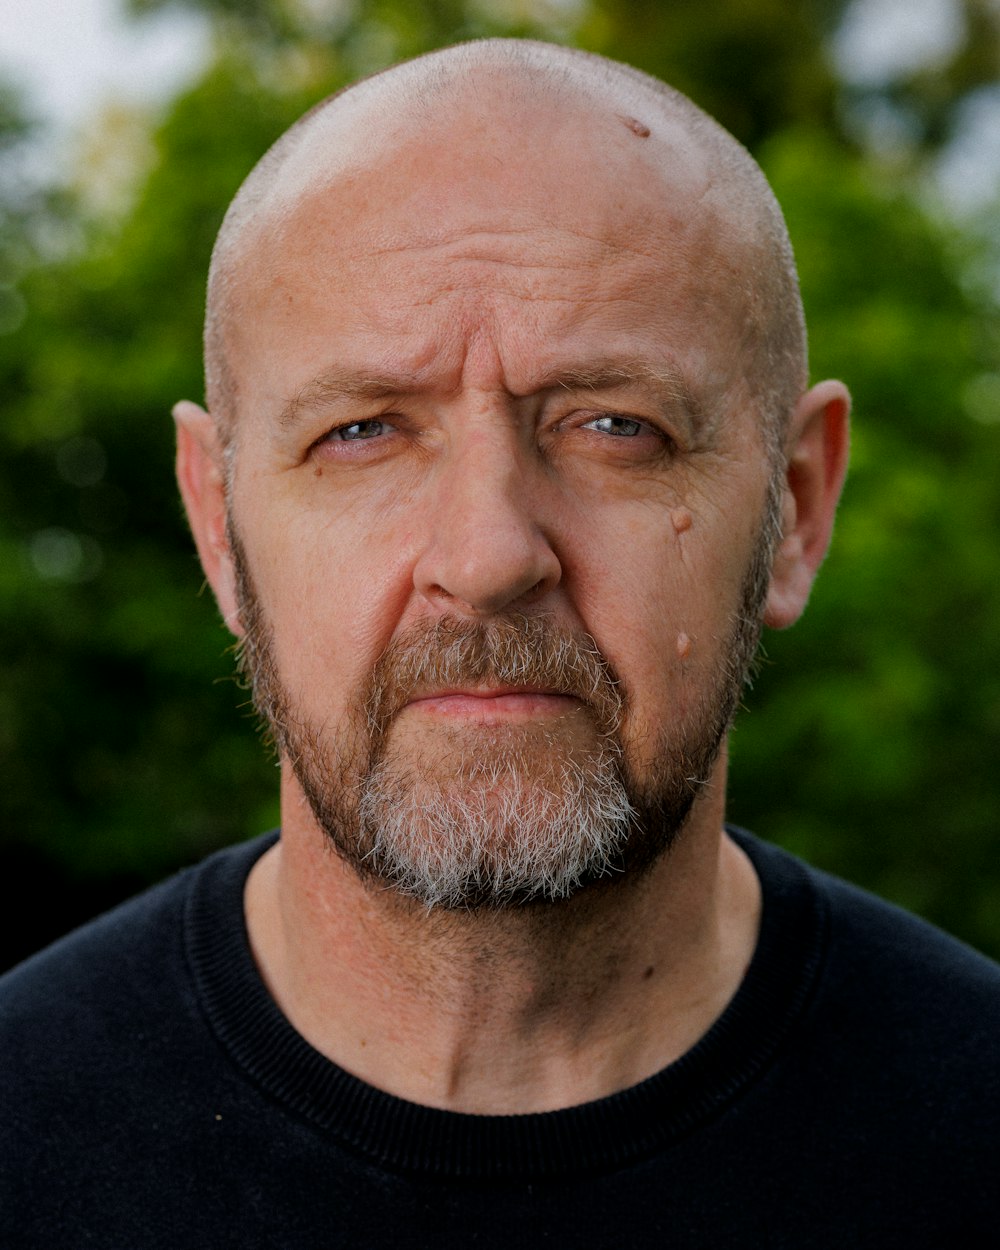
[405,692,580,721]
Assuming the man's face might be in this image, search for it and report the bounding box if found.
[220,88,780,907]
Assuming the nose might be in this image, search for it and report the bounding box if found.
[412,425,562,617]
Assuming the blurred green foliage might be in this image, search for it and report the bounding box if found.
[1,0,999,967]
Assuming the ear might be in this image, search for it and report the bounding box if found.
[173,400,242,636]
[764,379,851,630]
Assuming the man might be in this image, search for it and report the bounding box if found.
[2,38,998,1247]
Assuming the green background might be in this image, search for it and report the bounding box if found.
[2,0,999,969]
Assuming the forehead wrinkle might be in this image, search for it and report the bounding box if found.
[351,165,717,276]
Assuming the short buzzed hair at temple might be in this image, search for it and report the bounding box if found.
[203,39,808,464]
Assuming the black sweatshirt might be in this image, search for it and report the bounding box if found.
[3,828,1000,1247]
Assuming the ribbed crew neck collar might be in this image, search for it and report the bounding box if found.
[185,829,827,1180]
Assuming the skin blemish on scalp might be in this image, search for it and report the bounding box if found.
[671,507,693,535]
[617,113,651,138]
[676,633,692,660]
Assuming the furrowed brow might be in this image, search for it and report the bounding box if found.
[275,361,711,434]
[278,371,419,431]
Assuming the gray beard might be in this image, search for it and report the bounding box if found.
[354,728,640,909]
[227,481,779,911]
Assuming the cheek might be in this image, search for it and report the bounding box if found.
[569,503,752,723]
[233,498,417,710]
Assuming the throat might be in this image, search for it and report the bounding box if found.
[244,815,761,1115]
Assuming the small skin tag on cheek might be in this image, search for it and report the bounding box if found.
[671,508,693,535]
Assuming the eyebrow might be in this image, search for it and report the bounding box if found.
[277,358,707,433]
[278,372,422,431]
[545,361,705,427]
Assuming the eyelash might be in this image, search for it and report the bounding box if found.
[324,414,652,439]
[311,410,669,461]
[325,418,391,442]
[580,414,646,438]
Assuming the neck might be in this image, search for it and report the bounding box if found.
[244,760,760,1115]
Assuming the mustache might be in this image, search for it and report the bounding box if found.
[364,614,626,741]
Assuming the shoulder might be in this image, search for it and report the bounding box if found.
[0,835,274,1243]
[813,855,1000,1018]
[737,826,1000,1004]
[2,867,188,1034]
[738,828,1000,1127]
[815,865,1000,1105]
[0,833,272,1067]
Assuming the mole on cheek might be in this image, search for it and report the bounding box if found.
[314,466,323,477]
[676,632,692,660]
[671,508,692,535]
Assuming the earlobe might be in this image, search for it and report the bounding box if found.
[764,379,851,630]
[173,400,242,636]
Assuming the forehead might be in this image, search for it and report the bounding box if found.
[259,64,713,218]
[237,66,745,276]
[222,72,756,410]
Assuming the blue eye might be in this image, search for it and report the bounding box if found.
[330,419,387,441]
[585,415,644,437]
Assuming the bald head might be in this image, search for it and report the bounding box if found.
[204,40,807,461]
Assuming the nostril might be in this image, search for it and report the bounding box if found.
[427,583,458,605]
